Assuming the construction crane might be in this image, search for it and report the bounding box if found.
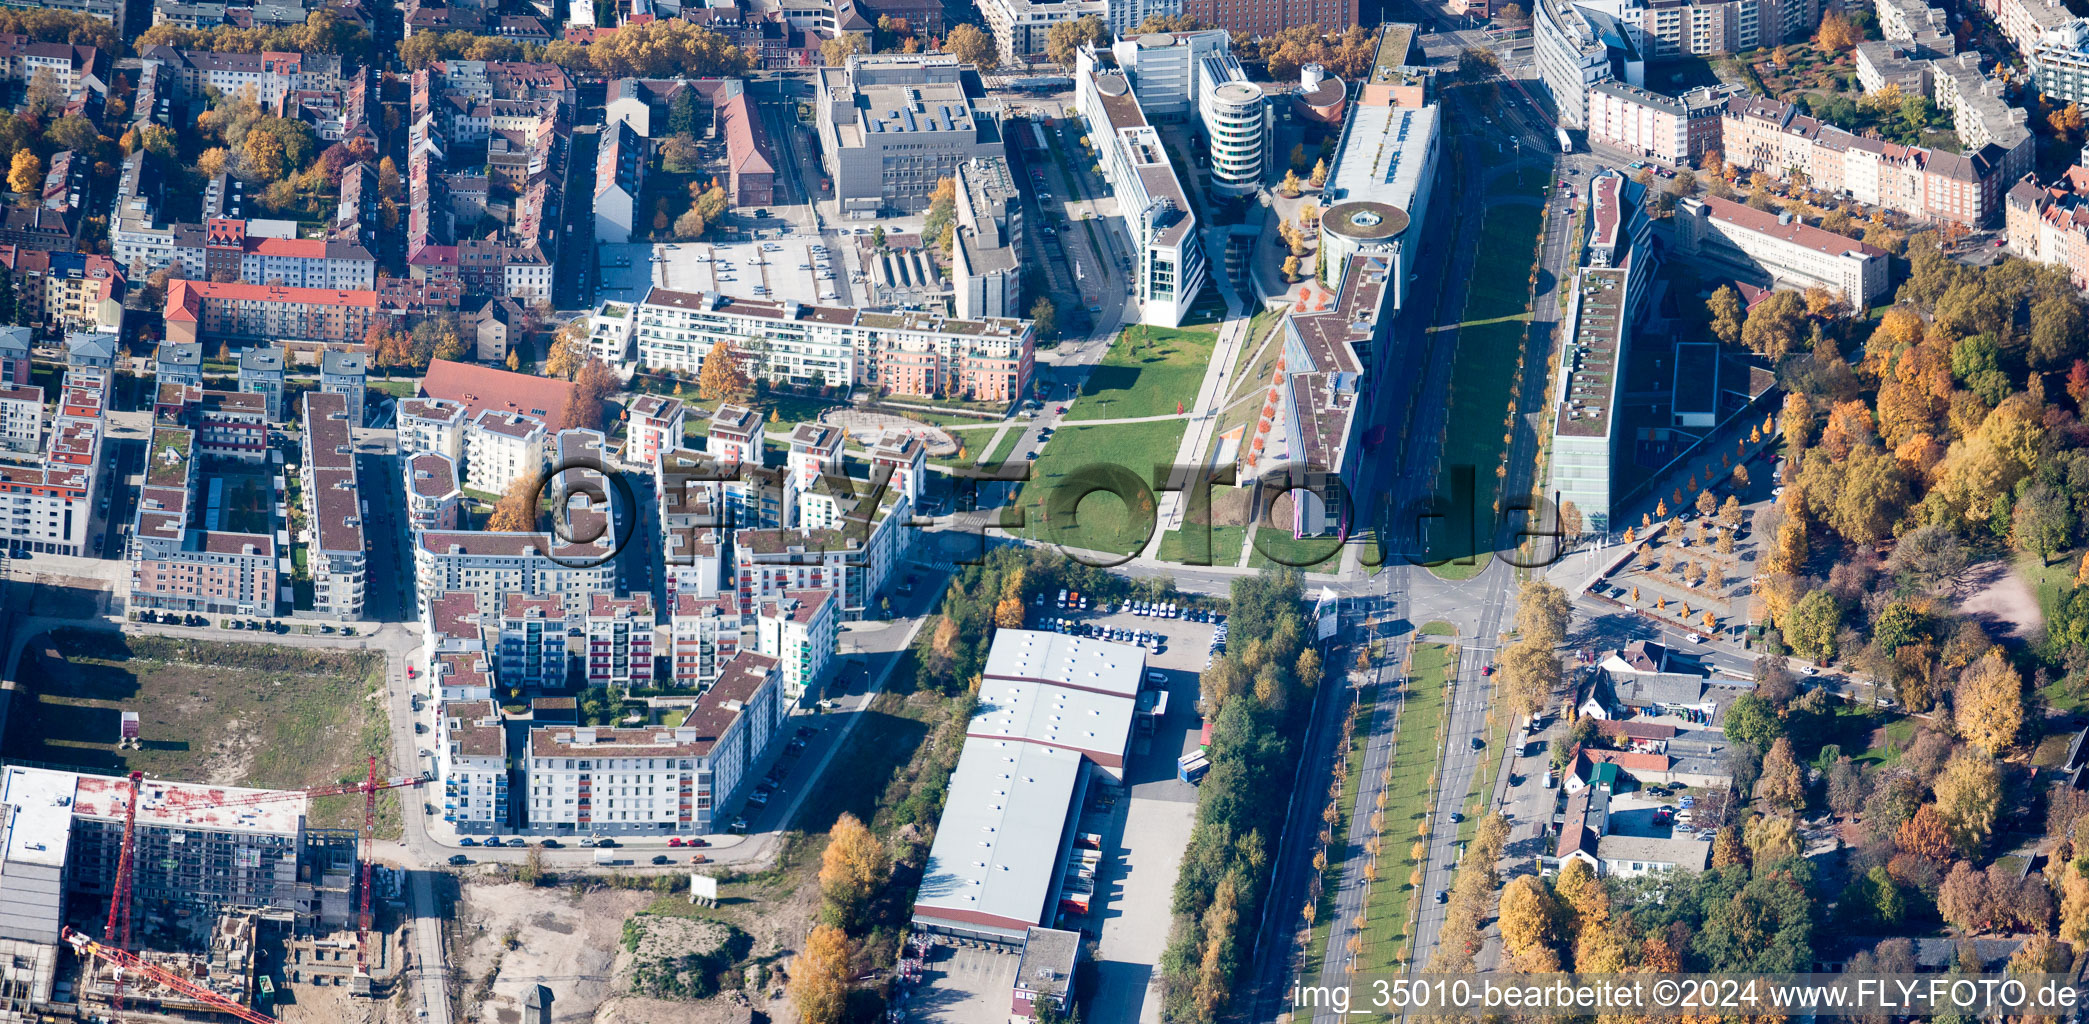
[100,760,431,982]
[62,927,279,1024]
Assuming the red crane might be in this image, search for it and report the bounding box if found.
[99,763,431,981]
[63,927,279,1024]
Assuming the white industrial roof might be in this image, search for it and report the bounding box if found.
[912,739,1083,937]
[971,675,1136,767]
[1328,103,1438,218]
[0,767,77,943]
[982,629,1143,699]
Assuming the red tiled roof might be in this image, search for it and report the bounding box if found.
[420,358,577,432]
[164,278,377,315]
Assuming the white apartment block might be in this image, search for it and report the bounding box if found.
[423,590,493,700]
[626,394,686,470]
[586,594,656,689]
[405,451,465,532]
[413,531,617,620]
[2030,20,2089,107]
[463,409,547,495]
[522,652,784,835]
[497,593,574,693]
[436,699,509,835]
[301,391,367,621]
[982,0,1108,64]
[399,397,469,463]
[669,592,743,690]
[756,589,837,704]
[0,384,40,452]
[2,369,104,557]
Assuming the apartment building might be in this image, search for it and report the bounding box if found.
[412,530,616,619]
[0,247,125,335]
[0,368,103,556]
[496,592,573,692]
[1536,0,1647,127]
[434,699,509,835]
[1178,0,1356,35]
[732,492,909,618]
[2005,167,2089,290]
[321,350,367,422]
[165,387,267,462]
[172,218,377,290]
[755,589,836,703]
[1077,47,1206,327]
[1673,196,1890,304]
[669,591,742,690]
[585,594,655,688]
[0,325,25,387]
[591,287,1034,404]
[131,423,279,616]
[405,451,465,532]
[463,410,548,495]
[238,346,285,422]
[301,391,367,621]
[2030,20,2089,107]
[0,384,37,452]
[140,47,339,106]
[522,652,783,835]
[1985,0,2077,52]
[1719,94,2017,225]
[980,0,1106,64]
[626,394,686,471]
[594,121,646,244]
[1585,81,1728,165]
[399,397,469,463]
[163,280,386,350]
[815,55,1006,217]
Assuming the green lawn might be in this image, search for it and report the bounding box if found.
[983,425,1024,467]
[1433,196,1544,567]
[1156,524,1247,567]
[369,379,416,399]
[1011,419,1186,557]
[1064,324,1216,422]
[1358,643,1453,973]
[1248,527,1347,573]
[2022,548,2077,619]
[1854,713,1916,765]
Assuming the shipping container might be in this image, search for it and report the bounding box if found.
[1177,753,1210,784]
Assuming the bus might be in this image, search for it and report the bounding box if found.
[1557,126,1573,153]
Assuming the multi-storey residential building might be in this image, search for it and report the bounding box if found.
[0,36,110,95]
[131,422,279,615]
[399,397,469,462]
[412,530,616,619]
[1986,0,2076,52]
[627,394,686,470]
[1585,80,1728,165]
[0,247,125,334]
[463,409,547,495]
[1536,0,1646,127]
[406,451,465,531]
[815,55,1006,218]
[1673,196,1890,304]
[1178,0,1357,35]
[590,288,1034,403]
[585,594,655,688]
[435,699,509,835]
[951,156,1022,320]
[2030,20,2089,107]
[321,350,367,422]
[522,652,783,834]
[0,325,26,387]
[980,0,1106,63]
[163,280,387,351]
[0,369,101,557]
[238,345,285,422]
[301,391,367,621]
[171,387,267,461]
[669,591,742,690]
[594,121,646,244]
[140,47,339,106]
[420,358,582,431]
[1077,46,1206,327]
[496,592,572,692]
[1719,94,2017,225]
[605,78,776,205]
[1928,54,2033,174]
[171,218,377,289]
[732,488,910,618]
[154,341,202,388]
[755,589,836,703]
[2005,167,2089,290]
[0,383,38,452]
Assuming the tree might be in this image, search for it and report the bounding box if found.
[790,925,852,1024]
[1745,813,1801,864]
[818,812,891,931]
[546,321,587,380]
[1760,736,1805,810]
[1784,589,1843,663]
[487,471,542,532]
[870,225,887,249]
[672,205,708,240]
[1309,158,1328,188]
[820,31,869,67]
[1498,875,1562,967]
[698,338,750,400]
[1938,861,1992,932]
[1516,579,1572,646]
[1954,649,2022,756]
[1044,15,1107,65]
[1826,756,1865,817]
[1725,692,1782,749]
[1281,254,1301,281]
[5,150,39,198]
[922,176,958,255]
[2058,867,2089,951]
[945,23,997,70]
[1029,296,1057,340]
[1818,12,1860,50]
[1889,525,1970,592]
[564,359,614,432]
[2014,482,2071,565]
[2028,295,2085,368]
[1706,285,1745,346]
[1933,753,2003,854]
[1712,825,1746,868]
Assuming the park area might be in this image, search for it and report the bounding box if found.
[1013,419,1187,557]
[1065,321,1220,422]
[0,629,397,834]
[1358,641,1452,972]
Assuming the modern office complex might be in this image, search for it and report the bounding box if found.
[1076,46,1206,327]
[979,0,1107,64]
[951,156,1024,320]
[1672,197,1891,306]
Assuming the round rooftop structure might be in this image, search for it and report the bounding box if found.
[1095,74,1129,97]
[1139,32,1175,46]
[1322,201,1410,242]
[1212,81,1261,106]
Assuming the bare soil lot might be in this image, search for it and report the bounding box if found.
[0,628,397,833]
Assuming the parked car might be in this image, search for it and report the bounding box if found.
[652,855,671,865]
[458,838,478,847]
[448,854,470,866]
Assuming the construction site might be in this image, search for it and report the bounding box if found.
[0,764,432,1024]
